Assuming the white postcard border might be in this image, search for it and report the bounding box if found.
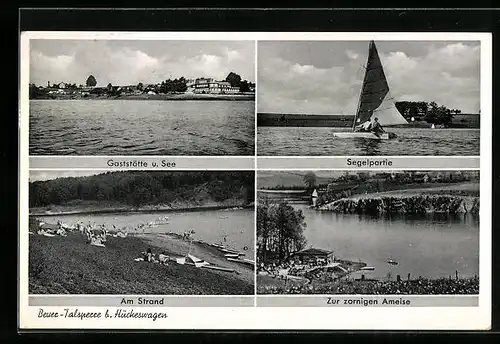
[19,31,492,330]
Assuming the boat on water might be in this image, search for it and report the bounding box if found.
[332,40,408,140]
[360,266,375,271]
[387,259,399,265]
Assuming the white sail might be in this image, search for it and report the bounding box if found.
[370,90,409,126]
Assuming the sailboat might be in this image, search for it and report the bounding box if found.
[332,40,408,140]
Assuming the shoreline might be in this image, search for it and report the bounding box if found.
[30,93,255,101]
[317,193,479,215]
[257,113,480,129]
[29,221,254,295]
[256,256,479,295]
[257,276,479,295]
[30,203,254,217]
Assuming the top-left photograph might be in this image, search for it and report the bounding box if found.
[28,39,256,156]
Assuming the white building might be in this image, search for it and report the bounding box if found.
[311,189,318,207]
[187,78,240,94]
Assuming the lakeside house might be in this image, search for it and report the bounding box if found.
[292,248,335,265]
[311,189,318,207]
[32,75,255,99]
[186,78,240,94]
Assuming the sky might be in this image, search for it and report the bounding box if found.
[29,170,107,182]
[258,41,481,114]
[30,40,255,87]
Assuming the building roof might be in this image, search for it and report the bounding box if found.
[295,248,334,256]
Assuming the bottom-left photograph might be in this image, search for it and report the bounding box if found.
[27,170,255,295]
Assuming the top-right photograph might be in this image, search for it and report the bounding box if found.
[257,40,481,156]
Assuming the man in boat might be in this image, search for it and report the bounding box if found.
[370,117,385,137]
[354,120,372,132]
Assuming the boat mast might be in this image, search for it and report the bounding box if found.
[352,41,372,132]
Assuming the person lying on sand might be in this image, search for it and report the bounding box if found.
[56,227,67,237]
[158,251,169,265]
[37,223,57,235]
[90,235,105,247]
[116,228,128,238]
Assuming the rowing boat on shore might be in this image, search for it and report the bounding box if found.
[360,266,375,271]
[211,242,245,255]
[226,257,255,267]
[201,265,235,273]
[221,248,244,255]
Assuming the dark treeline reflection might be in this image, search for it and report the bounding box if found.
[335,212,479,226]
[29,171,255,207]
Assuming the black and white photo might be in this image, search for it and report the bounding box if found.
[19,29,492,331]
[257,170,479,295]
[29,40,256,155]
[257,41,481,156]
[28,170,255,295]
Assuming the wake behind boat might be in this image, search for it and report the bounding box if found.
[332,40,408,140]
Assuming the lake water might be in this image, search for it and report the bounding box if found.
[257,127,480,156]
[294,204,479,279]
[41,208,255,258]
[30,100,255,155]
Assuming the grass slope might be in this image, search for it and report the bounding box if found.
[29,230,254,295]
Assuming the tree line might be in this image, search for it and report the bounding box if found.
[395,101,465,126]
[225,72,255,92]
[29,171,255,208]
[30,72,255,99]
[303,171,478,188]
[257,199,307,264]
[314,171,479,207]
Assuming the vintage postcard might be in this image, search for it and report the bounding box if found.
[18,31,491,331]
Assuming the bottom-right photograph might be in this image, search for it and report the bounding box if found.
[256,170,480,295]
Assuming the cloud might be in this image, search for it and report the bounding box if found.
[258,41,480,114]
[346,50,359,60]
[30,40,255,87]
[225,48,243,62]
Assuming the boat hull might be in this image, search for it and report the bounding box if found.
[332,132,396,140]
[226,257,255,267]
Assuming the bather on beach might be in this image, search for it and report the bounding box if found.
[90,235,105,247]
[117,227,128,238]
[56,227,67,237]
[158,251,169,265]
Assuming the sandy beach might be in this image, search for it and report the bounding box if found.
[29,220,254,295]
